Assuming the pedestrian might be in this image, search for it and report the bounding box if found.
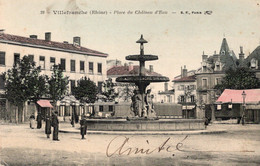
[36,113,42,129]
[45,115,52,138]
[29,113,35,129]
[52,110,59,141]
[80,115,88,139]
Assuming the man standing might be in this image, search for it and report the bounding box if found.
[36,112,42,129]
[80,115,87,139]
[45,113,52,138]
[52,111,59,141]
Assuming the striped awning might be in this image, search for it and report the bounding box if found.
[37,100,53,108]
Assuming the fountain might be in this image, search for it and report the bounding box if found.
[85,35,205,131]
[116,35,169,118]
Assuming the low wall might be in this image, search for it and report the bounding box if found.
[86,119,205,131]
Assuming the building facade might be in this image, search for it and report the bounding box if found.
[195,38,260,119]
[172,66,196,118]
[0,32,108,121]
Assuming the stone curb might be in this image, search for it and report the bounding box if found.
[59,128,227,135]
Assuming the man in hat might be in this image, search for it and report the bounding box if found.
[80,115,88,139]
[36,112,42,129]
[45,112,52,138]
[52,110,59,141]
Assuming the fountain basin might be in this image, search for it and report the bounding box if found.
[86,119,205,131]
[126,54,158,61]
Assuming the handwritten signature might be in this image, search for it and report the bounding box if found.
[106,135,188,157]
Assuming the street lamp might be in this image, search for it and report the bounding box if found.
[241,91,246,125]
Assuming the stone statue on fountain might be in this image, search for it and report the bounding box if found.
[145,89,156,118]
[130,88,157,118]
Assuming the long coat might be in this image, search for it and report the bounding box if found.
[45,117,51,135]
[52,114,59,140]
[80,118,87,136]
[36,114,42,129]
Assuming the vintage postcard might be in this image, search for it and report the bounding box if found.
[0,0,260,165]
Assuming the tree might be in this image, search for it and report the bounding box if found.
[72,77,98,104]
[46,64,69,108]
[101,78,118,102]
[215,67,260,93]
[2,56,45,123]
[117,83,136,102]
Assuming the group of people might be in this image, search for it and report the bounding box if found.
[29,111,60,141]
[131,89,156,118]
[30,110,88,140]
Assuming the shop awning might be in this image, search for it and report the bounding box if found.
[216,89,260,104]
[37,100,53,108]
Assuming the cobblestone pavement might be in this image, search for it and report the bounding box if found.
[0,122,260,166]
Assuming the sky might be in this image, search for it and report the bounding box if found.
[0,0,260,90]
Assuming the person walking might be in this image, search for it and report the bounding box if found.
[80,115,88,139]
[36,113,42,129]
[52,111,59,141]
[29,113,36,129]
[45,115,52,138]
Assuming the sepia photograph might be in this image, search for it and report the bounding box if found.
[0,0,260,165]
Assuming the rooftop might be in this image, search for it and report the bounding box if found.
[0,33,108,57]
[173,75,196,82]
[107,65,162,76]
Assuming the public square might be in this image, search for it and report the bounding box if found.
[1,122,260,166]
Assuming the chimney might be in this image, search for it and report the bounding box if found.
[239,46,245,62]
[73,36,81,46]
[202,54,208,62]
[181,66,183,77]
[30,35,37,39]
[128,62,133,71]
[149,65,154,72]
[45,32,51,41]
[164,82,168,91]
[182,65,187,77]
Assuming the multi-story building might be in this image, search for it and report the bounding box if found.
[158,82,174,103]
[0,32,108,93]
[172,66,196,118]
[0,32,108,121]
[195,37,260,119]
[195,38,237,118]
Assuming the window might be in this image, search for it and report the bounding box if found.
[203,94,207,103]
[190,85,195,90]
[99,106,104,112]
[215,78,221,85]
[179,85,184,90]
[70,60,75,72]
[39,56,45,69]
[109,105,113,112]
[98,63,102,74]
[180,95,185,102]
[50,57,55,70]
[202,78,207,87]
[14,53,20,66]
[190,95,195,102]
[89,62,93,73]
[0,52,5,65]
[80,61,85,72]
[60,59,66,71]
[98,81,103,93]
[0,76,5,89]
[251,58,257,69]
[28,55,34,62]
